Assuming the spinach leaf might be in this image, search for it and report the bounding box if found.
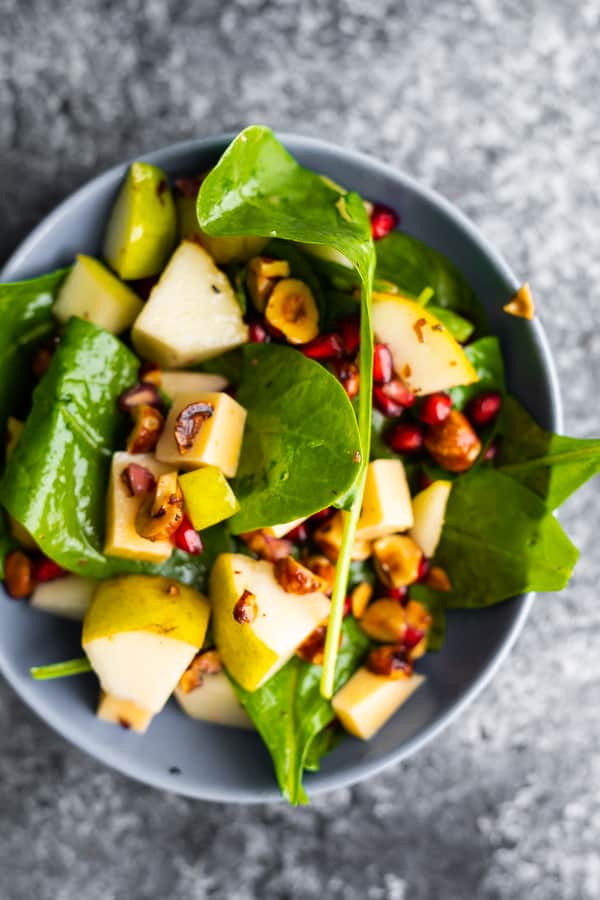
[1,317,230,586]
[449,336,506,409]
[498,395,600,510]
[230,344,361,533]
[231,617,371,804]
[432,469,578,609]
[0,269,68,434]
[304,723,344,772]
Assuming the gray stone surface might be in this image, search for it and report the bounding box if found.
[1,1,599,898]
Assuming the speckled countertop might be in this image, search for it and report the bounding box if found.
[1,2,599,898]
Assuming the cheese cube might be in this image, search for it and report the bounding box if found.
[356,459,413,541]
[332,667,425,740]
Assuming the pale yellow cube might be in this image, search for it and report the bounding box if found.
[160,370,228,401]
[54,255,143,334]
[356,459,414,541]
[332,667,425,740]
[155,391,247,477]
[104,452,173,563]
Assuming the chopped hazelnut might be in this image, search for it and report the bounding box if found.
[179,649,222,693]
[174,402,214,454]
[367,645,413,679]
[3,551,33,598]
[135,471,184,541]
[373,535,423,588]
[127,404,164,454]
[274,556,330,595]
[233,589,258,624]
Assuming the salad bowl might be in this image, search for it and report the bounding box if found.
[0,133,561,802]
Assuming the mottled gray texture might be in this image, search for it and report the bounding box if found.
[1,1,599,898]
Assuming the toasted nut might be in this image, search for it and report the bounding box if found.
[179,649,223,693]
[139,361,162,387]
[135,471,184,541]
[3,550,33,598]
[120,462,156,496]
[314,511,372,562]
[405,599,433,631]
[425,566,452,592]
[332,360,360,400]
[265,278,319,344]
[239,530,293,562]
[118,382,163,412]
[350,581,373,619]
[247,257,291,312]
[127,404,164,454]
[233,589,258,624]
[174,402,214,454]
[367,645,413,679]
[373,535,423,588]
[424,410,481,473]
[304,555,337,594]
[296,624,342,665]
[359,598,407,642]
[504,282,535,320]
[274,556,330,595]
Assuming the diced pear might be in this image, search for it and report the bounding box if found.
[104,452,173,563]
[409,480,452,558]
[30,574,96,620]
[210,554,330,692]
[103,162,177,279]
[372,292,478,395]
[176,193,268,263]
[96,691,154,733]
[332,667,425,740]
[6,417,24,461]
[83,575,210,719]
[263,516,308,539]
[155,391,247,477]
[131,241,249,368]
[179,466,239,531]
[295,242,353,269]
[175,673,254,729]
[53,255,143,334]
[356,459,414,541]
[160,370,228,401]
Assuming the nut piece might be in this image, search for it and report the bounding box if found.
[118,382,162,412]
[424,410,481,473]
[246,257,291,312]
[127,404,164,454]
[174,402,214,454]
[179,649,223,693]
[367,645,413,680]
[274,556,330,595]
[296,624,342,665]
[373,534,423,588]
[359,598,407,643]
[265,278,319,344]
[239,530,293,562]
[135,471,184,541]
[314,511,372,562]
[120,462,157,496]
[350,581,373,619]
[504,282,535,320]
[404,599,433,659]
[304,555,337,594]
[3,550,33,598]
[233,589,258,624]
[424,566,452,592]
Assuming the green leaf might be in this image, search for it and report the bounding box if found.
[449,336,506,409]
[427,305,475,343]
[231,617,371,804]
[1,317,230,586]
[498,395,600,510]
[31,657,92,680]
[303,723,344,771]
[433,469,579,609]
[230,344,361,533]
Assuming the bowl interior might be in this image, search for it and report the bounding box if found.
[0,135,560,802]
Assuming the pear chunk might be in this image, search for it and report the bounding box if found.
[175,673,253,729]
[332,667,425,740]
[103,162,177,279]
[372,292,478,395]
[53,255,143,334]
[155,391,247,477]
[179,466,240,530]
[31,574,96,620]
[356,459,413,541]
[131,241,249,368]
[97,692,154,733]
[160,371,228,401]
[409,480,452,558]
[263,516,308,539]
[210,554,330,692]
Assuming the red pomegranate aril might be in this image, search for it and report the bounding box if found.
[467,391,502,427]
[308,507,334,527]
[373,344,393,384]
[174,516,204,555]
[300,333,344,361]
[31,557,66,582]
[404,625,425,650]
[417,556,431,582]
[122,463,156,496]
[388,422,424,454]
[370,203,400,240]
[388,585,408,603]
[419,392,452,426]
[284,523,309,543]
[373,386,404,418]
[339,316,361,356]
[343,596,352,617]
[248,322,270,343]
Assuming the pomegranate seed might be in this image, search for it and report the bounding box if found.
[174,515,204,555]
[388,422,424,454]
[417,557,431,582]
[284,523,309,543]
[332,360,360,399]
[370,203,400,240]
[373,386,404,418]
[264,319,285,341]
[467,391,502,427]
[404,625,425,650]
[121,463,156,496]
[484,441,499,461]
[300,333,344,361]
[343,596,352,617]
[388,585,408,603]
[419,392,452,426]
[419,470,434,491]
[248,322,270,343]
[308,507,334,527]
[373,344,393,384]
[338,316,360,356]
[31,557,66,582]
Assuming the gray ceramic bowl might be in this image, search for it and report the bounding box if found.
[0,134,561,803]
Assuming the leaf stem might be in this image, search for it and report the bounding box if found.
[30,657,92,681]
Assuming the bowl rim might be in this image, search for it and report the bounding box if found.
[0,132,563,803]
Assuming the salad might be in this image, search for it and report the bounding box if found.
[1,126,598,805]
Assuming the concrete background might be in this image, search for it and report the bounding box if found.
[1,1,599,898]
